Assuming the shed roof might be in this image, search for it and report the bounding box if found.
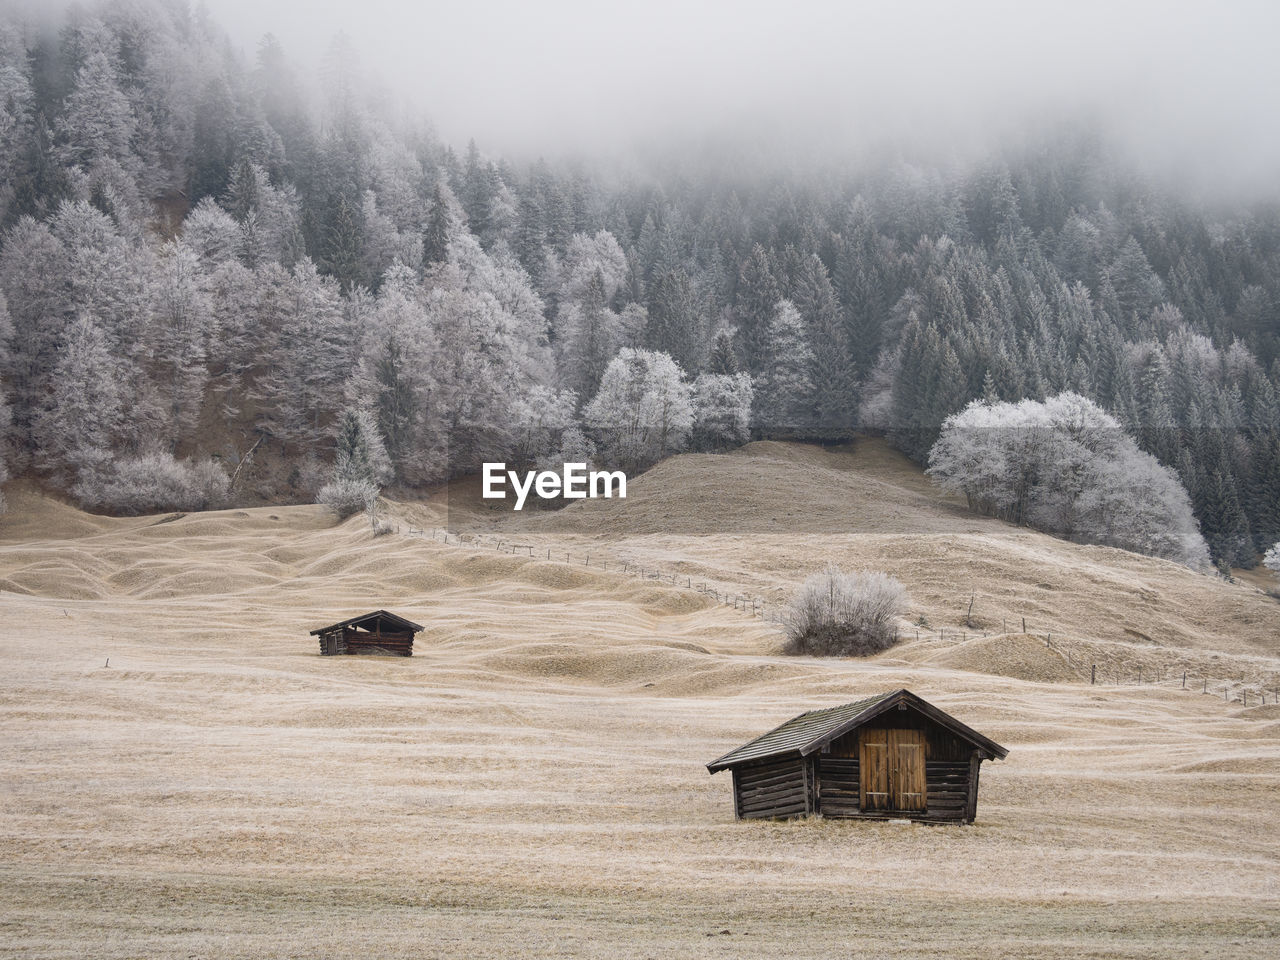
[706,688,1008,772]
[309,610,424,636]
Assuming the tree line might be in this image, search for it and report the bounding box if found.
[0,0,1277,572]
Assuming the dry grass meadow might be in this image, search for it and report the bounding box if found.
[2,438,1278,958]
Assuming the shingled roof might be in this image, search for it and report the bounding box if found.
[706,688,1008,772]
[309,610,423,636]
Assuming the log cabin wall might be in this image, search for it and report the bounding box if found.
[318,630,346,655]
[731,755,814,819]
[342,627,414,656]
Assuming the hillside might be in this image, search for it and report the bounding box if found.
[423,438,1280,669]
[1,442,1278,958]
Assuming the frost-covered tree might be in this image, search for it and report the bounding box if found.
[55,50,135,173]
[536,424,597,474]
[332,403,392,486]
[755,299,814,438]
[151,241,211,444]
[35,315,124,488]
[257,259,352,447]
[0,26,34,221]
[692,371,753,451]
[1264,543,1280,574]
[928,393,1210,568]
[0,291,11,512]
[509,385,578,468]
[583,348,694,471]
[182,198,242,267]
[560,230,627,304]
[317,405,388,519]
[556,268,619,399]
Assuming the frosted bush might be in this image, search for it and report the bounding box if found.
[318,477,378,519]
[1265,543,1280,574]
[928,393,1211,570]
[782,565,909,657]
[75,451,229,514]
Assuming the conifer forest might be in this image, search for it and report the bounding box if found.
[1,0,1278,573]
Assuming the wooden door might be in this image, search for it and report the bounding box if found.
[859,729,890,810]
[860,728,926,812]
[889,729,926,811]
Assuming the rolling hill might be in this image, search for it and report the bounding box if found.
[0,439,1277,958]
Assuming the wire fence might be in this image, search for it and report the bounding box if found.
[1038,632,1280,707]
[393,523,1280,710]
[402,525,774,619]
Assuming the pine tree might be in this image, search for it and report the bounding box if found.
[422,182,453,267]
[372,335,416,480]
[707,328,738,375]
[570,269,616,399]
[461,139,493,236]
[225,159,263,223]
[333,403,391,486]
[756,300,814,438]
[1249,434,1280,552]
[645,268,702,372]
[735,244,779,374]
[981,370,1000,403]
[1200,468,1253,567]
[323,194,364,292]
[798,255,856,437]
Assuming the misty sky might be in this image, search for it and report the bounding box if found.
[203,0,1278,188]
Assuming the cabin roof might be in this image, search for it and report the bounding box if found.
[309,610,424,636]
[706,688,1009,772]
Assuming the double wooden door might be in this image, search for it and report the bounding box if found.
[860,728,926,812]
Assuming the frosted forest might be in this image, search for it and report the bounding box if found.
[0,0,1278,574]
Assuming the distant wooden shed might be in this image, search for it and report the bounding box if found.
[707,689,1008,823]
[310,610,423,657]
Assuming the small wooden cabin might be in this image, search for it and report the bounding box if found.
[707,689,1008,824]
[310,610,423,657]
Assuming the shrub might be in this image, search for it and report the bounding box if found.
[1264,543,1280,577]
[74,451,229,514]
[928,393,1211,570]
[318,477,378,519]
[782,565,909,657]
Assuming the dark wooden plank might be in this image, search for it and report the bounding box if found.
[740,800,808,819]
[966,754,982,823]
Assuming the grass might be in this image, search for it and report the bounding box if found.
[1,439,1278,958]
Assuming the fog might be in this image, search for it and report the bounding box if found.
[186,0,1277,188]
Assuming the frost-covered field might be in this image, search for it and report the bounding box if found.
[2,442,1278,959]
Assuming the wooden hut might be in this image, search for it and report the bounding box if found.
[706,689,1008,823]
[310,610,423,657]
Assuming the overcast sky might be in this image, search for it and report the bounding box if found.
[198,0,1279,189]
